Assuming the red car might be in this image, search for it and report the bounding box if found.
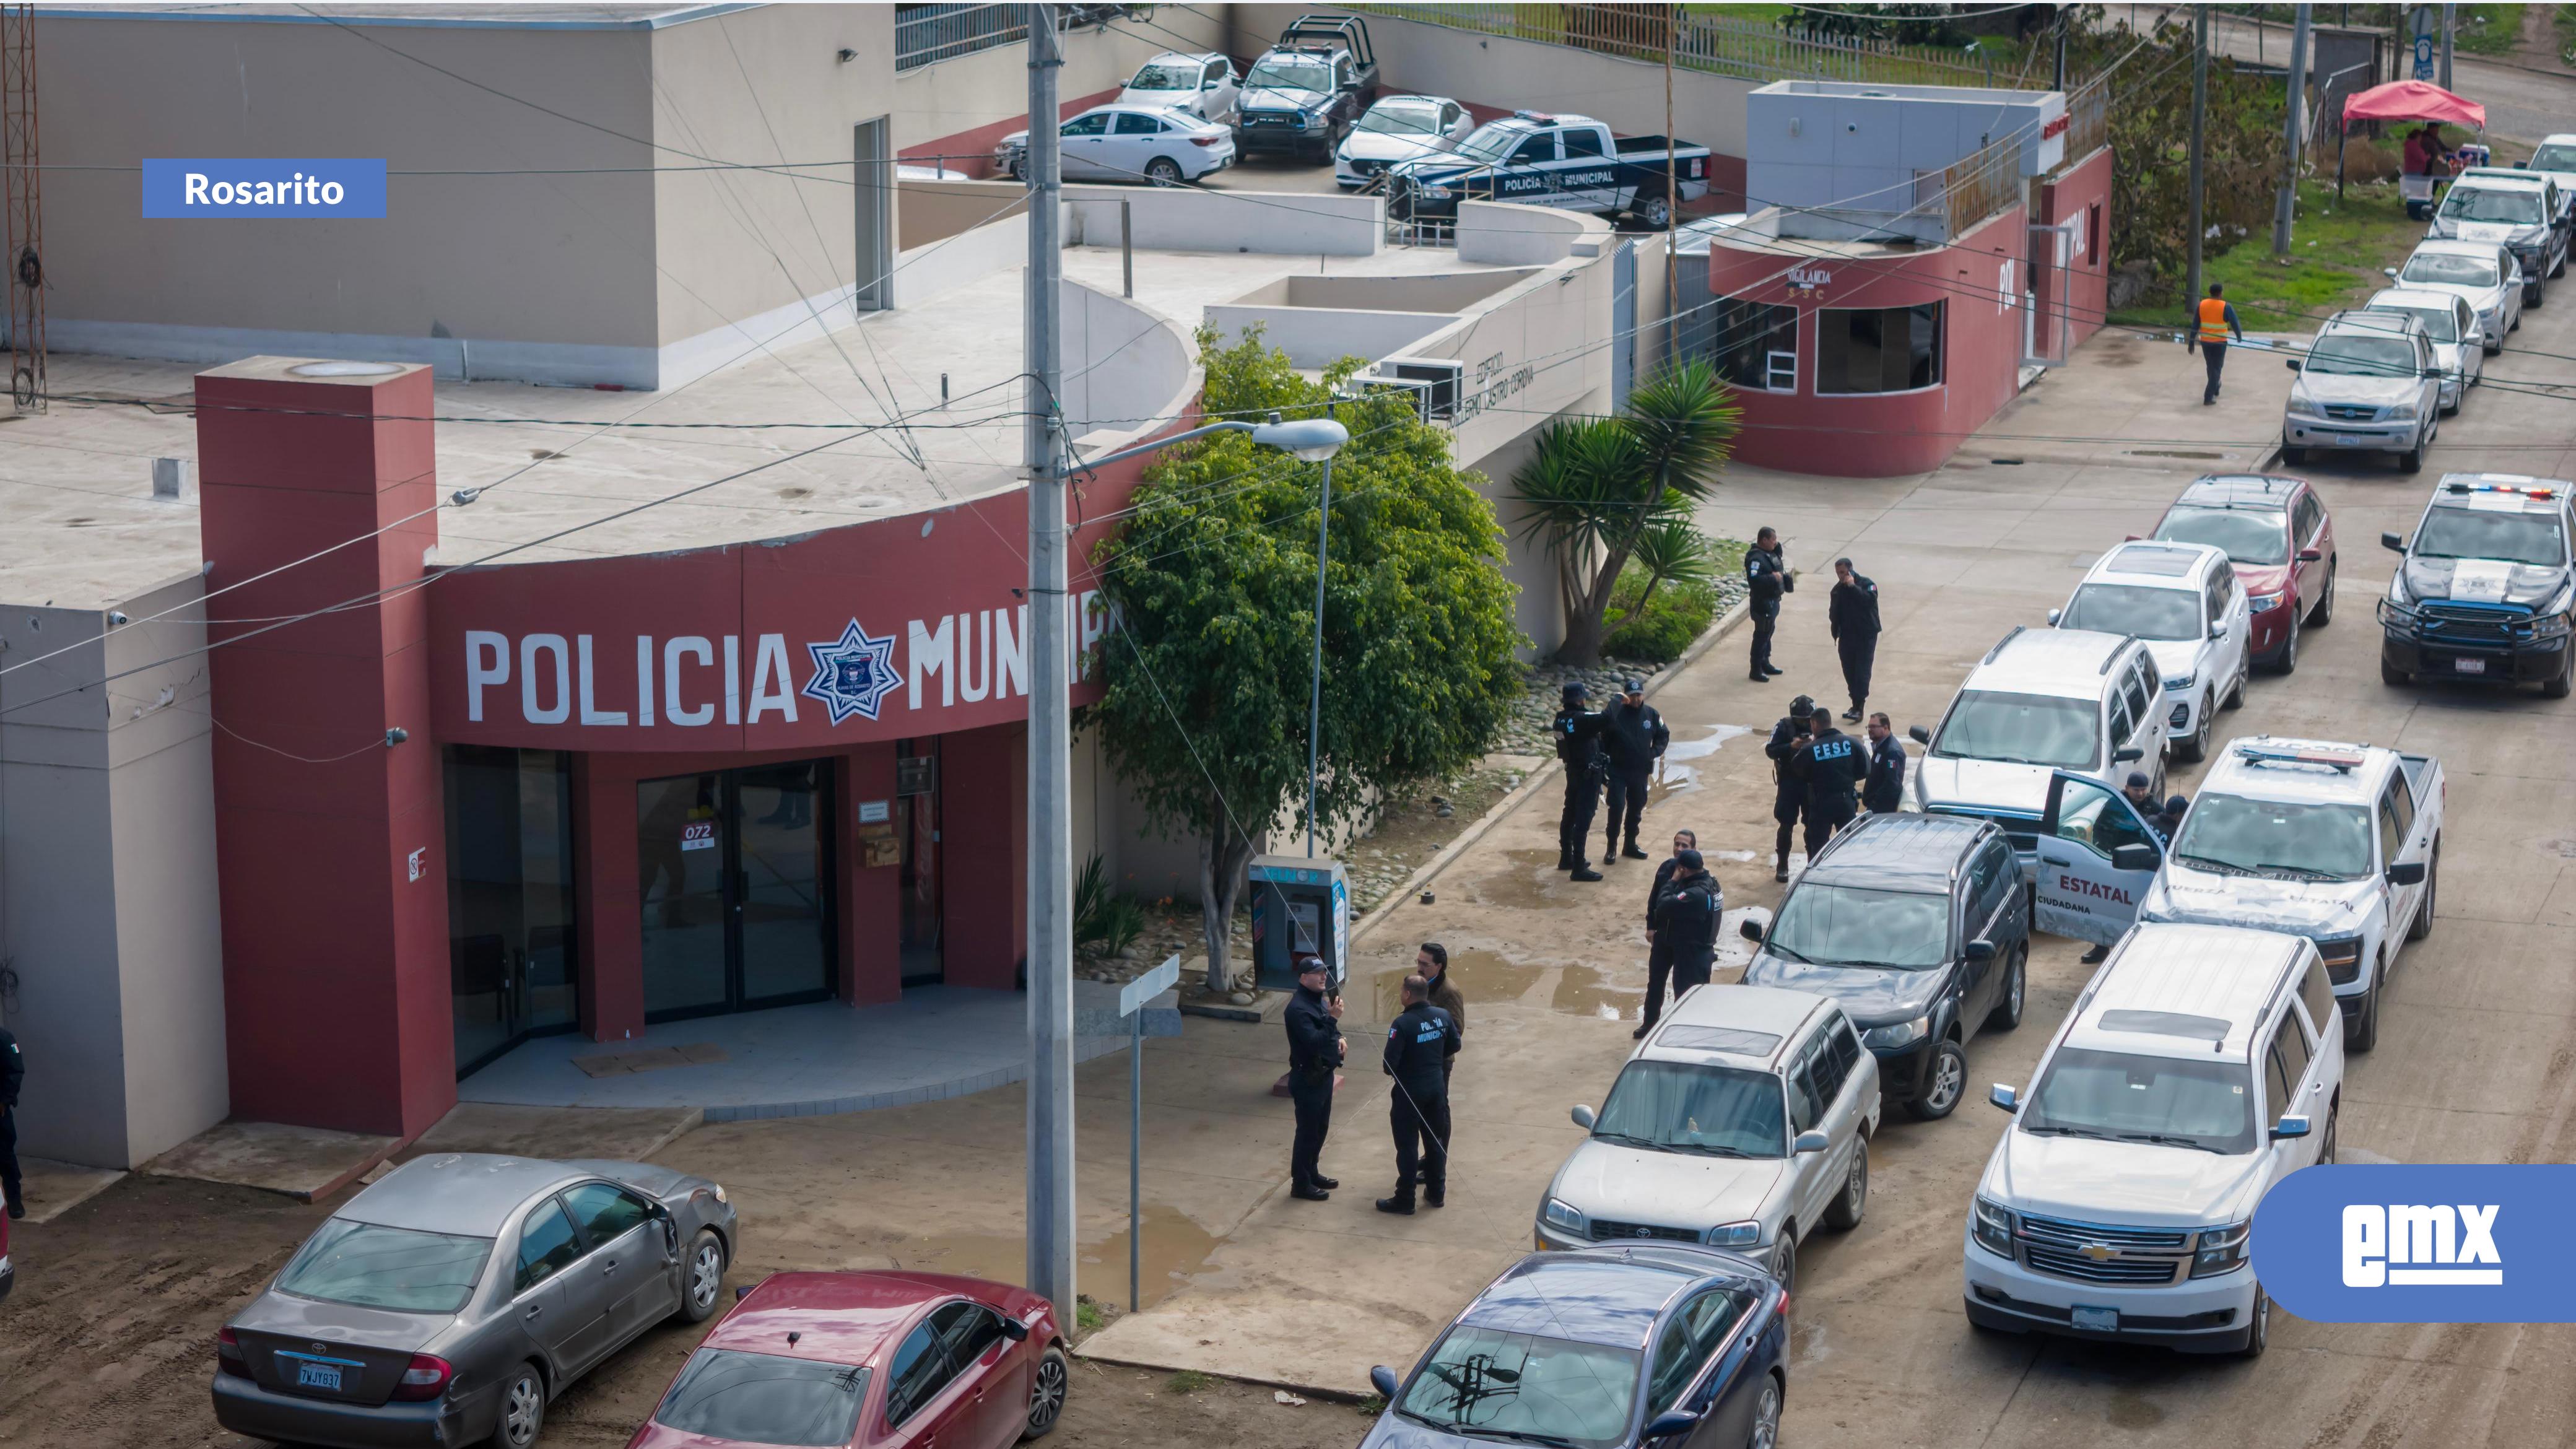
[626,1271,1066,1449]
[2146,474,2338,673]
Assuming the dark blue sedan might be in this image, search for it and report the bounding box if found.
[1364,1245,1789,1449]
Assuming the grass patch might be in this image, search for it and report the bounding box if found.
[1074,1298,1105,1333]
[2106,178,2426,333]
[2559,4,2576,64]
[1163,1370,1215,1395]
[2451,2,2525,56]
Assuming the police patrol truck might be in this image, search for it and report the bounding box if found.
[2377,473,2575,697]
[1383,112,1711,230]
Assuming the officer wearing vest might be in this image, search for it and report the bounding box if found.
[1600,677,1670,864]
[1790,715,1866,858]
[1651,851,1723,1004]
[1378,974,1461,1216]
[1745,528,1793,682]
[1764,697,1816,882]
[1553,682,1608,881]
[1282,955,1346,1201]
[2192,282,2243,406]
[1827,557,1881,724]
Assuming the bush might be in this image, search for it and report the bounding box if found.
[1600,563,1718,664]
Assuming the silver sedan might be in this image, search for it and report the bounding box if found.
[213,1154,737,1449]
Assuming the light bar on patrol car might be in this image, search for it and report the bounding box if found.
[2233,742,2366,771]
[2443,480,2562,500]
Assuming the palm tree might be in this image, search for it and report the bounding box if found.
[1510,360,1739,666]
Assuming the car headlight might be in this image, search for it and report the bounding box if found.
[2191,1219,2252,1277]
[1861,1016,1930,1049]
[2162,672,2195,692]
[2250,590,2288,612]
[1707,1221,1762,1248]
[2527,611,2571,639]
[1419,183,1451,199]
[2317,934,2365,985]
[1542,1198,1588,1236]
[2383,401,2418,422]
[711,1183,728,1204]
[1972,1197,2016,1258]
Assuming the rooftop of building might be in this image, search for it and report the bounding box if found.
[35,2,754,30]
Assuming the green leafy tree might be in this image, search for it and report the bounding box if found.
[1087,328,1522,993]
[1510,360,1738,668]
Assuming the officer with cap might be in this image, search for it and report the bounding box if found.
[1378,973,1461,1215]
[1790,709,1865,858]
[1650,851,1723,1005]
[1282,954,1344,1201]
[1599,676,1669,864]
[1763,697,1817,882]
[1552,682,1608,881]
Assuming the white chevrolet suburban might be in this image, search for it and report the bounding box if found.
[1965,923,2344,1359]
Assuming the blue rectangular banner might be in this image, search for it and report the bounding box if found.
[142,159,388,219]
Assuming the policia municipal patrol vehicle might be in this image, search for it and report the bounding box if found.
[2377,473,2575,697]
[1383,111,1712,230]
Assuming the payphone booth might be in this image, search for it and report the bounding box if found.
[1247,856,1350,994]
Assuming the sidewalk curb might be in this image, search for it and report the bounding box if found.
[1346,591,1757,951]
[1068,1346,1373,1404]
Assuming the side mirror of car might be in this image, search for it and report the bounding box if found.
[1739,915,1767,943]
[1907,724,1931,746]
[1000,1317,1032,1342]
[2046,607,2063,626]
[2424,367,2443,379]
[2514,160,2528,169]
[1370,1366,1402,1401]
[2113,746,2145,763]
[2386,860,2428,886]
[2111,842,2160,872]
[1645,1410,1703,1440]
[648,1200,674,1221]
[2270,1113,2312,1141]
[1989,1084,2019,1113]
[2382,266,2400,279]
[2299,547,2324,562]
[1571,1104,1598,1130]
[1964,938,1997,963]
[2286,357,2302,372]
[1793,1129,1830,1155]
[2382,531,2408,553]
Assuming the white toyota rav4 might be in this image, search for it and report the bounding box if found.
[2050,541,2252,764]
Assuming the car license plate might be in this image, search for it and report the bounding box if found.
[2071,1305,2120,1332]
[2455,656,2487,675]
[295,1361,345,1392]
[2335,434,2362,446]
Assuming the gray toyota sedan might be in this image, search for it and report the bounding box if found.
[213,1153,737,1449]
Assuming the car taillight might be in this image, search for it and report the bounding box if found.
[217,1326,251,1378]
[1776,1292,1792,1319]
[1191,134,1222,147]
[391,1354,454,1402]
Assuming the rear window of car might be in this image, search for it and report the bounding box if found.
[654,1348,873,1447]
[275,1218,492,1314]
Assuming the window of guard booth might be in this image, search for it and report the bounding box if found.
[446,746,578,1077]
[1817,302,1944,394]
[1699,297,1799,393]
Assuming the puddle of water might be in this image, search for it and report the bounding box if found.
[1651,724,1756,798]
[1711,848,1759,863]
[1552,964,1645,1020]
[1714,907,1762,975]
[2105,1391,2166,1430]
[1372,949,1544,1016]
[895,1204,1221,1311]
[1473,848,1583,910]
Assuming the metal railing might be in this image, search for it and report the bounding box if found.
[1935,136,2021,239]
[1344,3,1992,87]
[2062,76,2108,165]
[894,3,1136,73]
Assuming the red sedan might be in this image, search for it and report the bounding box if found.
[625,1272,1067,1449]
[2147,474,2338,674]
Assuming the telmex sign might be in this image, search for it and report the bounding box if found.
[425,485,1131,751]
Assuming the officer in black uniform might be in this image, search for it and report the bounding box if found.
[1862,711,1907,814]
[0,1024,20,1219]
[1764,697,1816,882]
[1552,682,1608,882]
[1282,955,1344,1202]
[1637,832,1708,1039]
[1377,974,1461,1216]
[1599,677,1670,864]
[1652,851,1724,1003]
[1746,527,1793,682]
[1827,557,1882,723]
[1791,712,1866,859]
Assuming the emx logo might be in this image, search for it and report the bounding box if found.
[2255,1165,2570,1322]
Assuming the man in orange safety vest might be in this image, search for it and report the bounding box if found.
[2191,282,2243,406]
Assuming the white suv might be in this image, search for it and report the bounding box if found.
[1909,627,2166,866]
[2050,541,2250,764]
[1964,923,2344,1359]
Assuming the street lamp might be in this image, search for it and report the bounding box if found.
[1076,414,1351,856]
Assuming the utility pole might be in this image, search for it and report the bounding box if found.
[2273,4,2311,259]
[2439,2,2453,88]
[1021,1,1076,1331]
[1663,7,1677,364]
[2185,7,2208,321]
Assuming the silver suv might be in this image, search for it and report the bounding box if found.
[2279,310,2442,472]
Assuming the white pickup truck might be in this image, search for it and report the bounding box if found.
[2097,739,2440,1053]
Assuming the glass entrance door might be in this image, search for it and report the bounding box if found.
[897,739,942,985]
[638,760,835,1022]
[446,747,578,1078]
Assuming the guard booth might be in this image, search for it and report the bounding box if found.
[1246,856,1350,993]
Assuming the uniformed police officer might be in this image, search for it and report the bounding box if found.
[1827,557,1882,724]
[1746,527,1793,682]
[1791,712,1866,858]
[1378,974,1460,1216]
[1553,682,1608,882]
[1764,697,1817,882]
[1862,712,1907,814]
[1637,831,1707,1039]
[1283,955,1344,1202]
[1652,851,1723,1003]
[1599,677,1671,864]
[0,1023,22,1219]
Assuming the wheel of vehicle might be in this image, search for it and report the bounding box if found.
[2382,654,2413,686]
[2279,442,2304,466]
[2174,698,2211,764]
[1746,1375,1783,1449]
[2398,440,2424,473]
[1144,157,1183,186]
[2408,847,2437,941]
[2271,606,2300,676]
[489,1364,544,1449]
[2547,651,2575,700]
[2241,1287,2271,1359]
[677,1228,726,1323]
[1010,155,1031,185]
[1986,942,2027,1032]
[2224,659,2248,708]
[2318,1106,2339,1165]
[1824,1143,1868,1230]
[2556,249,2568,279]
[1770,1234,1796,1295]
[2528,280,2546,309]
[1633,194,1673,231]
[2306,560,2336,627]
[2347,970,2382,1053]
[1905,1039,1968,1121]
[1022,1346,1069,1440]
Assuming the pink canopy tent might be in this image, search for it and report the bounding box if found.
[2341,79,2486,131]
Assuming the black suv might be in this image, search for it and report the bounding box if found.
[1235,14,1378,162]
[1739,813,2029,1121]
